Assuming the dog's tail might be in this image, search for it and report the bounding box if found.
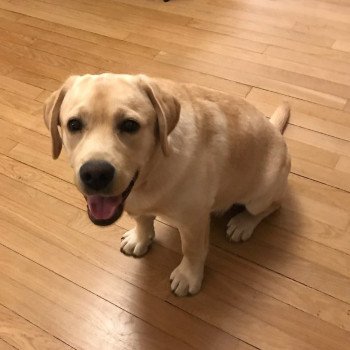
[270,102,290,134]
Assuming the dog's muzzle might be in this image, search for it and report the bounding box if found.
[85,172,138,226]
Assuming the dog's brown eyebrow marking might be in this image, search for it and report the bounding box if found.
[113,105,144,119]
[76,106,88,116]
[113,108,128,121]
[126,98,143,110]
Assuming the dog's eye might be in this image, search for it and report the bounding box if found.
[67,118,83,133]
[118,119,140,134]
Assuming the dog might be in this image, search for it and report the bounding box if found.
[44,73,291,296]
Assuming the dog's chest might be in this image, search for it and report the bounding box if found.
[124,190,159,217]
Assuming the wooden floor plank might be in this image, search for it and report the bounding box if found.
[336,156,350,174]
[1,194,349,350]
[155,52,347,109]
[293,20,350,42]
[0,0,130,41]
[6,68,61,92]
[151,42,350,100]
[0,153,81,209]
[39,0,192,28]
[0,205,254,350]
[0,90,42,115]
[125,32,350,89]
[0,26,35,48]
[114,0,297,28]
[0,16,158,60]
[0,339,18,350]
[333,39,350,53]
[2,165,350,348]
[0,7,24,21]
[189,19,335,50]
[12,18,250,96]
[155,220,350,333]
[0,247,193,350]
[0,305,74,350]
[3,187,350,344]
[0,138,17,154]
[0,0,349,349]
[246,88,350,141]
[265,46,350,75]
[35,89,52,103]
[206,0,350,27]
[0,41,100,80]
[292,157,350,192]
[17,3,268,54]
[187,15,332,46]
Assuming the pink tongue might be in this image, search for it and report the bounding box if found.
[87,195,122,220]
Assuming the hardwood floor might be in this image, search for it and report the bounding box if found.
[0,0,349,349]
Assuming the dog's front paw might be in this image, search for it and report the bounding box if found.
[170,258,204,296]
[120,228,154,257]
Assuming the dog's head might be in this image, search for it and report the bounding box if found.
[44,74,180,225]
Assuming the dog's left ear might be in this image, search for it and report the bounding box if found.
[139,75,180,156]
[43,76,77,159]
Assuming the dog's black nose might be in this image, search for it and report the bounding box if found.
[80,161,115,191]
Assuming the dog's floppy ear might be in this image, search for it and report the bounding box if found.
[139,76,180,156]
[43,76,77,159]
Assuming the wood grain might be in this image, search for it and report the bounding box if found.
[0,339,18,350]
[0,0,350,349]
[0,305,74,350]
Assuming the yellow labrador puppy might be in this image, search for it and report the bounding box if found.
[44,73,290,296]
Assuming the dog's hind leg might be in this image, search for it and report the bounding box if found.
[226,201,280,242]
[227,154,290,242]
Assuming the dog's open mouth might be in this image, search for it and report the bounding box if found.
[85,173,138,226]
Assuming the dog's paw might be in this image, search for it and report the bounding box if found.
[120,228,154,257]
[226,212,257,242]
[170,259,204,296]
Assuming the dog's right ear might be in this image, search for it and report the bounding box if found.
[43,76,77,159]
[138,75,180,156]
